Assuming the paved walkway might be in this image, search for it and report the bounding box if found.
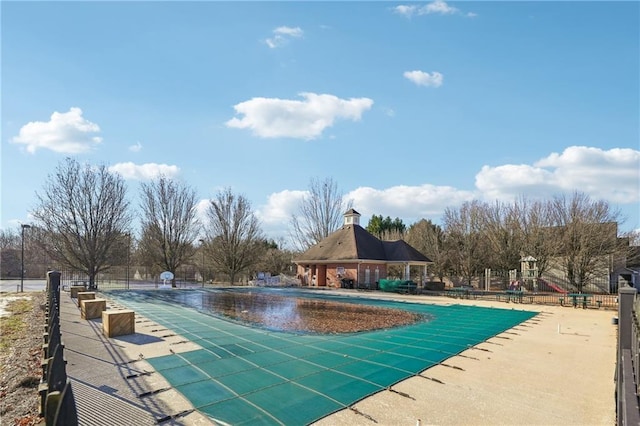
[59,289,618,425]
[60,292,211,425]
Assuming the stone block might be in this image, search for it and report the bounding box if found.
[102,310,135,337]
[69,286,86,298]
[76,292,95,306]
[81,298,106,320]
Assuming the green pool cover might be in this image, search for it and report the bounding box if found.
[108,289,536,425]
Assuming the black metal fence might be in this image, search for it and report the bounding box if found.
[58,269,202,291]
[38,271,78,426]
[616,287,640,425]
[416,288,619,309]
[539,271,613,294]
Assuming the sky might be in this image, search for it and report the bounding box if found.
[2,0,639,245]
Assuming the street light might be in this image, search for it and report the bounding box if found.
[20,224,31,293]
[126,233,131,290]
[199,239,205,287]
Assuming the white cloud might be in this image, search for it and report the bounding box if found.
[225,92,374,139]
[256,185,476,242]
[274,26,303,37]
[424,0,458,15]
[393,5,419,17]
[346,185,476,222]
[255,146,639,242]
[256,190,307,225]
[195,198,211,228]
[254,190,307,244]
[475,146,640,204]
[475,164,557,201]
[404,70,444,88]
[128,142,142,152]
[394,1,459,17]
[11,107,102,154]
[108,162,180,180]
[265,26,303,48]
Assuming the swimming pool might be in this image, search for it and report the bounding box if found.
[107,288,537,425]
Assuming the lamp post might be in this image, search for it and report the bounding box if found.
[199,239,205,287]
[20,224,31,293]
[126,233,131,290]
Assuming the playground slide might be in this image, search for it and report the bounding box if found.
[539,278,568,293]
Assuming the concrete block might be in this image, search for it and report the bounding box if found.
[70,285,86,298]
[102,310,135,337]
[81,298,106,320]
[77,292,95,306]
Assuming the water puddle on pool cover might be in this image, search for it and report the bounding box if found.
[169,290,423,334]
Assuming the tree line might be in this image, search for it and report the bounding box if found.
[364,192,637,292]
[2,159,349,288]
[406,195,638,291]
[1,158,637,291]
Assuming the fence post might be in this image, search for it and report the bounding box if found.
[618,287,636,351]
[47,271,61,310]
[617,287,638,426]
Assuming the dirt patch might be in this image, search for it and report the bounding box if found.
[0,292,46,426]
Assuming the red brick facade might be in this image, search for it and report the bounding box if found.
[296,262,388,288]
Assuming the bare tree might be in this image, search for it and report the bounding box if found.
[289,177,353,251]
[549,192,622,292]
[139,176,200,287]
[0,228,21,277]
[205,187,264,284]
[19,225,56,278]
[480,201,522,272]
[405,219,447,282]
[31,158,132,289]
[0,228,20,250]
[442,201,488,286]
[255,238,296,277]
[511,197,555,276]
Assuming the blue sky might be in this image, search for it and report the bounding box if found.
[2,1,639,243]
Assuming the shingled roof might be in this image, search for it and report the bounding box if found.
[295,224,432,263]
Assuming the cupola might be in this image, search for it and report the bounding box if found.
[343,208,361,226]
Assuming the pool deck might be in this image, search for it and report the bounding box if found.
[315,291,616,426]
[60,288,616,425]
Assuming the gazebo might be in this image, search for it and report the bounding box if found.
[294,209,432,288]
